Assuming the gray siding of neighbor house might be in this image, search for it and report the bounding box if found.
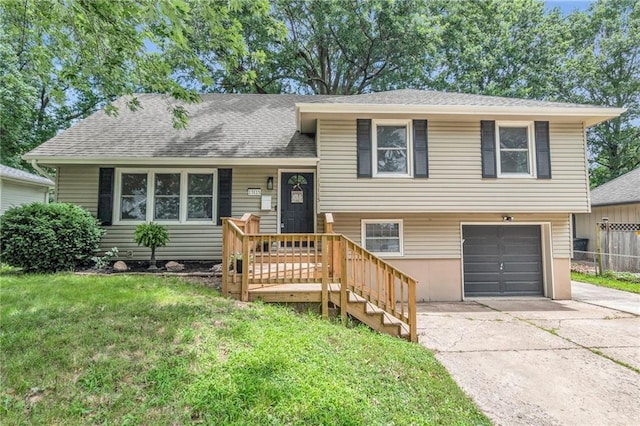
[56,165,282,260]
[330,212,572,259]
[0,180,50,215]
[317,119,589,213]
[574,203,640,252]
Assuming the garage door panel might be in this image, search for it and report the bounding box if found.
[504,281,543,294]
[464,262,500,273]
[464,281,501,295]
[463,245,500,256]
[463,225,543,297]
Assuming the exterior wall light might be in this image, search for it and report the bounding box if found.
[267,176,274,190]
[502,215,514,222]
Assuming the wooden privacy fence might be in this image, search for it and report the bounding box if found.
[221,214,417,342]
[596,222,640,273]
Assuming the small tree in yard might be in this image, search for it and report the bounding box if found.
[134,222,169,270]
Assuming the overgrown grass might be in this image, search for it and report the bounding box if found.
[0,274,489,425]
[572,271,640,294]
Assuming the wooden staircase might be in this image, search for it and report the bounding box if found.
[329,290,410,340]
[222,214,417,342]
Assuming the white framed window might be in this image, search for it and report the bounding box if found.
[497,121,535,177]
[373,120,412,177]
[361,220,403,256]
[114,168,216,224]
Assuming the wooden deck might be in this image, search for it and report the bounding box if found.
[222,214,418,342]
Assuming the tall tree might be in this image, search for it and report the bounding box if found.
[563,0,640,187]
[0,0,266,170]
[194,0,440,94]
[424,0,569,99]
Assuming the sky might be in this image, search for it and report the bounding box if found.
[544,0,594,14]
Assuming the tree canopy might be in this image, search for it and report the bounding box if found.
[1,0,637,187]
[0,0,268,169]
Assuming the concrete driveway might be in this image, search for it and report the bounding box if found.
[417,283,640,425]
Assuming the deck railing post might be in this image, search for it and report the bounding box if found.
[321,235,329,319]
[222,219,229,296]
[409,279,417,342]
[340,237,348,325]
[241,234,249,301]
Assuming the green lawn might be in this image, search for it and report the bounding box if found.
[572,271,640,294]
[0,274,489,425]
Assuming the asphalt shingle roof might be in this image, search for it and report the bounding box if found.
[25,90,619,160]
[590,167,640,206]
[0,165,54,186]
[27,94,322,159]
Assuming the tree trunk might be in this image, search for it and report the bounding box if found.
[148,247,158,270]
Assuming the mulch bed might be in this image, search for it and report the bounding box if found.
[76,260,223,290]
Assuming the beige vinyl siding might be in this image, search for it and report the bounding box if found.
[575,203,640,252]
[56,165,99,214]
[56,165,282,260]
[318,119,589,213]
[231,166,278,233]
[0,180,50,215]
[331,212,572,259]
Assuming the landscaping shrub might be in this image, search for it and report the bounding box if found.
[134,222,169,269]
[0,202,105,272]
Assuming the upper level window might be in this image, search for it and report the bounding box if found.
[115,169,216,224]
[361,220,403,256]
[373,120,412,177]
[497,122,535,177]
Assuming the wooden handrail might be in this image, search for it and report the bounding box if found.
[221,215,418,342]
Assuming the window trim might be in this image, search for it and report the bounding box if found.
[113,168,217,225]
[496,121,536,178]
[372,119,413,178]
[361,219,404,257]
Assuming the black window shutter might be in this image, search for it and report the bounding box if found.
[97,168,114,225]
[217,168,232,225]
[357,119,372,177]
[481,120,497,178]
[535,121,552,179]
[413,120,429,178]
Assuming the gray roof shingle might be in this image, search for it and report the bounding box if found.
[26,94,322,159]
[0,165,54,186]
[25,90,620,161]
[590,167,640,206]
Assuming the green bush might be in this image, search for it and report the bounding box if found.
[134,222,169,269]
[0,203,105,272]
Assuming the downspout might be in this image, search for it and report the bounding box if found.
[30,159,56,203]
[31,159,54,181]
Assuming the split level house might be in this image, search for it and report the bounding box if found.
[24,90,624,302]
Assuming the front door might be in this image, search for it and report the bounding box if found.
[280,172,314,233]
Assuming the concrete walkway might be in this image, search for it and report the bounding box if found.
[572,280,640,315]
[417,285,640,425]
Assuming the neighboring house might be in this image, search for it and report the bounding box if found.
[23,90,623,301]
[0,165,54,215]
[574,167,640,261]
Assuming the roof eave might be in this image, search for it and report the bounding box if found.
[21,155,320,167]
[591,200,640,208]
[296,103,626,126]
[0,175,54,188]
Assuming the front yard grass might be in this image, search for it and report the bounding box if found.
[0,274,489,425]
[572,271,640,294]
